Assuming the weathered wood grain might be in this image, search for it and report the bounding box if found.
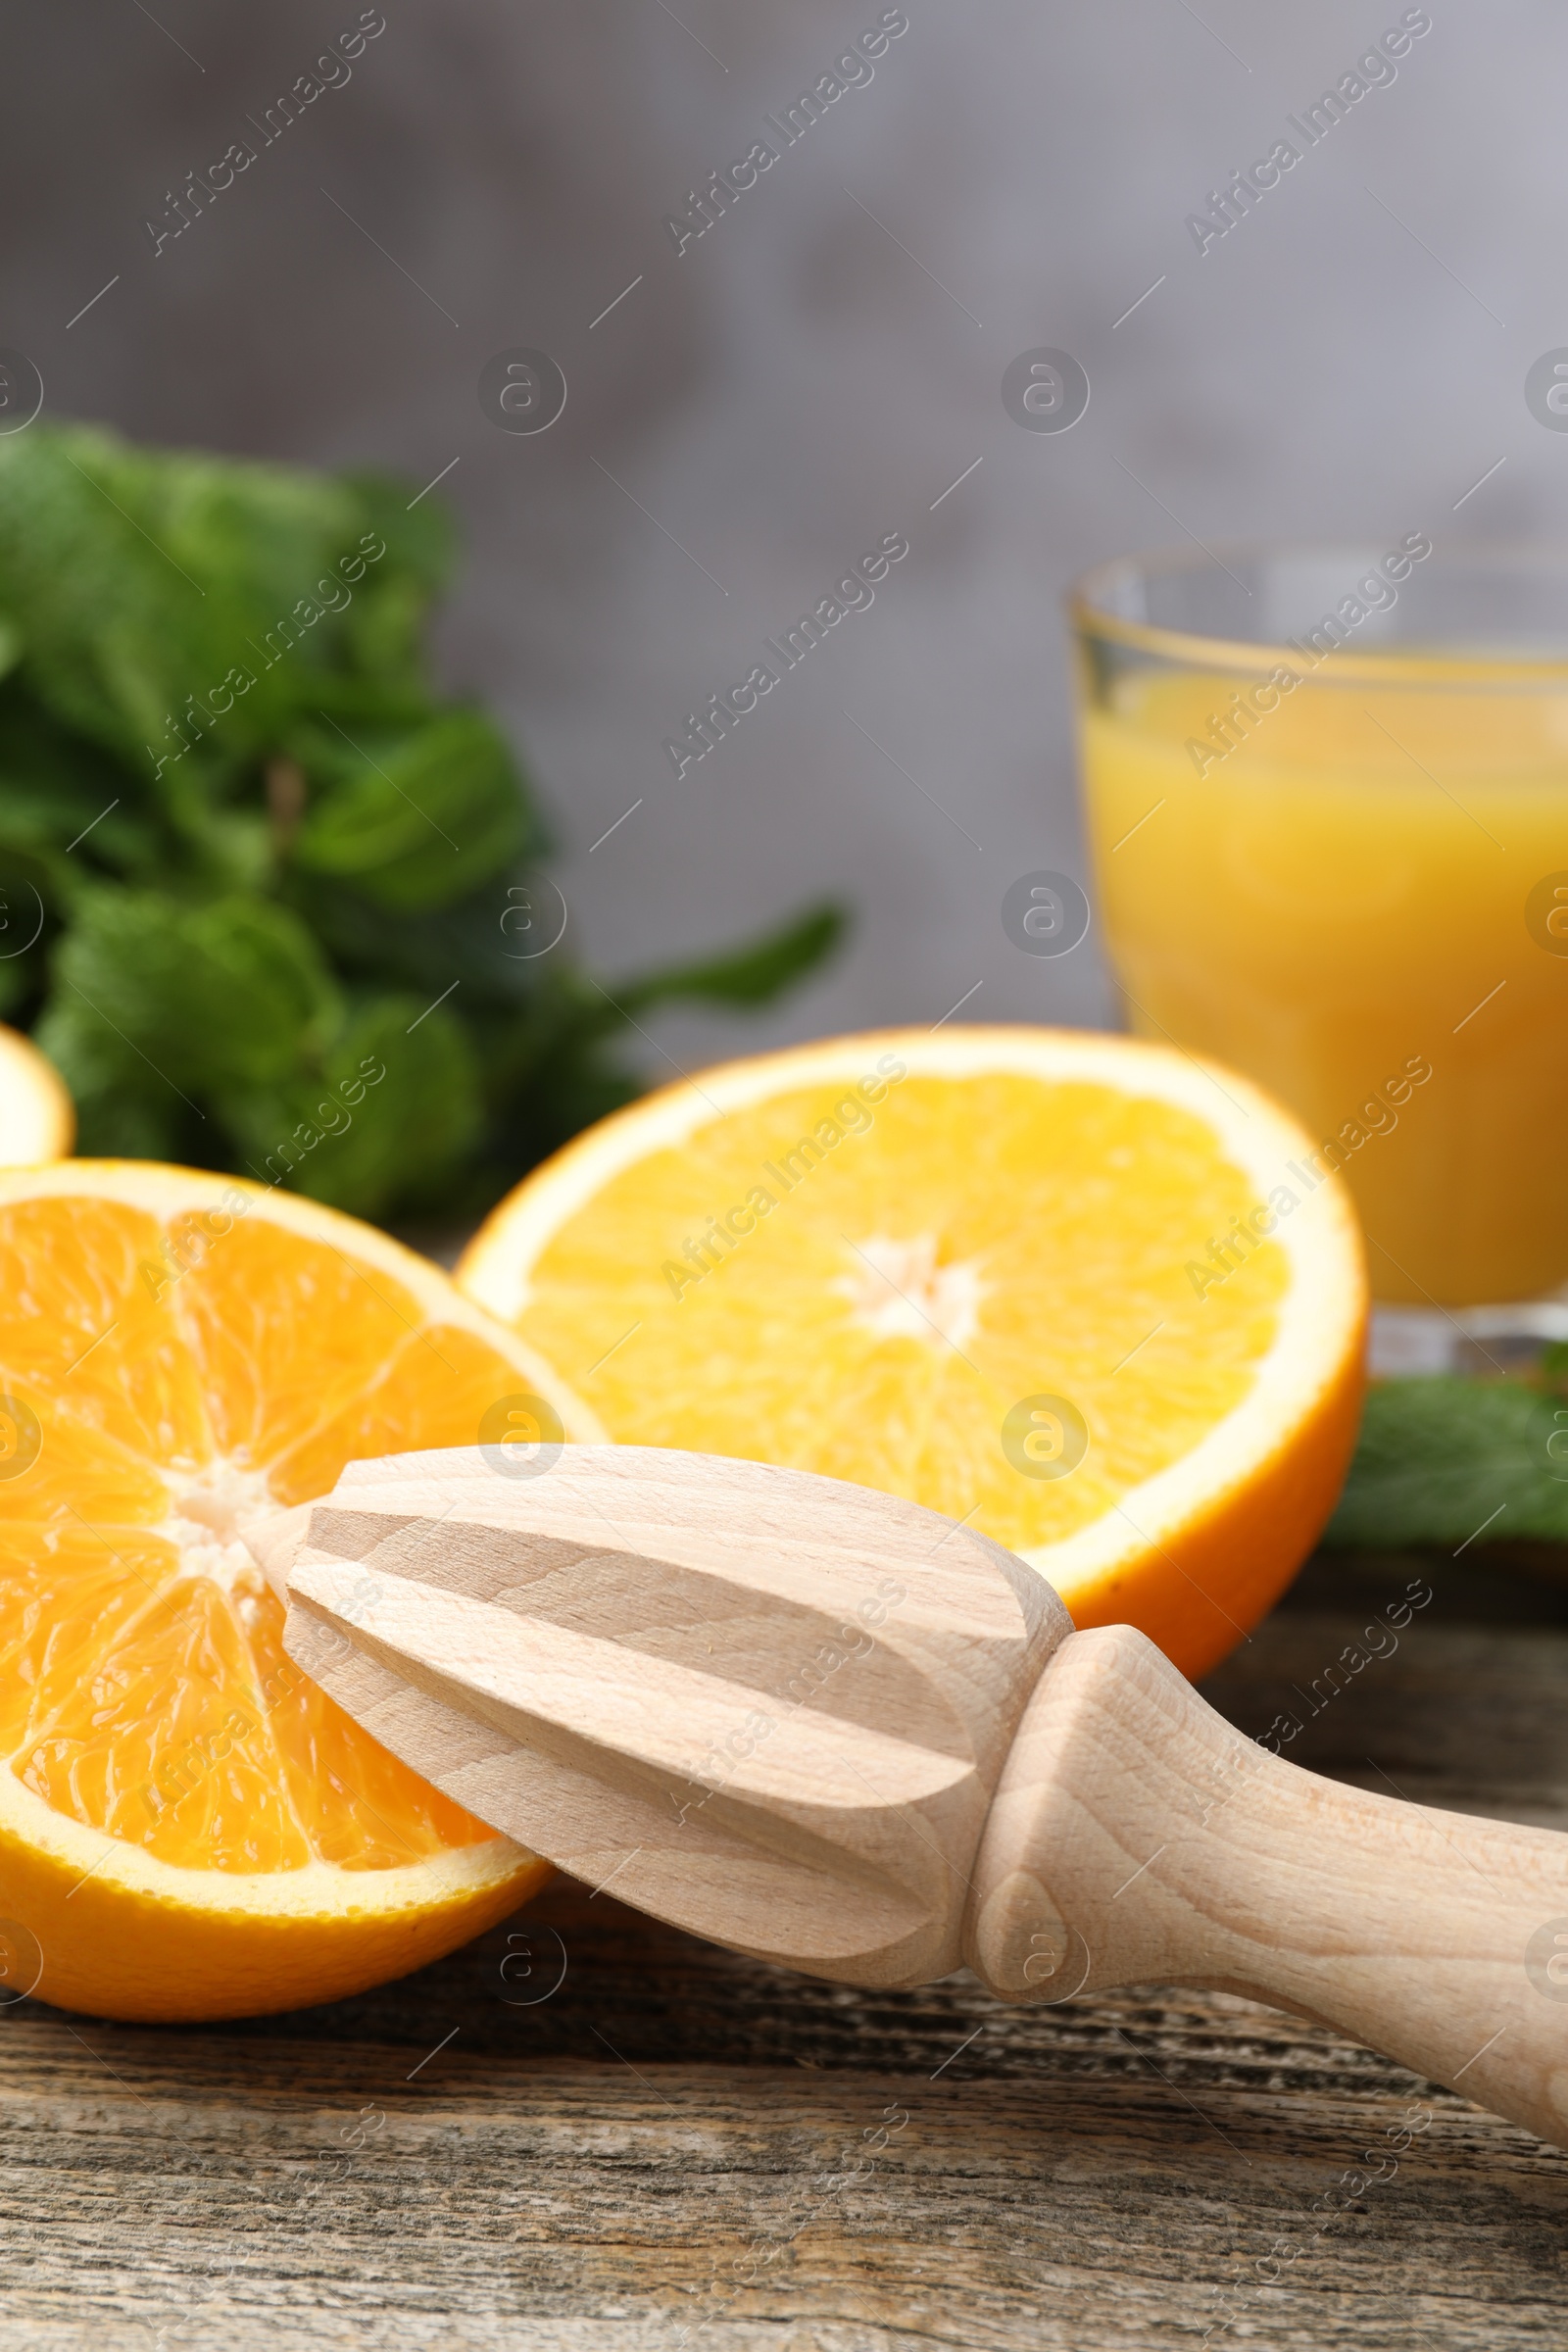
[3,1600,1567,2350]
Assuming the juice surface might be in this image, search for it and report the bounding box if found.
[1082,668,1568,1304]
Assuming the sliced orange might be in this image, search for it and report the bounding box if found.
[460,1027,1367,1681]
[0,1023,73,1165]
[0,1161,602,2022]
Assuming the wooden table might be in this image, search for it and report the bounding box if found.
[5,1550,1567,2350]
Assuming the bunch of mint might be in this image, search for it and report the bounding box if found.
[0,422,839,1223]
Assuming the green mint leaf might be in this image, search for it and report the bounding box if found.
[41,887,340,1098]
[218,997,482,1222]
[1323,1376,1568,1550]
[289,711,529,909]
[0,423,362,773]
[616,901,847,1011]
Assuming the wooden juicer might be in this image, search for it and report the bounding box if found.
[246,1442,1568,2147]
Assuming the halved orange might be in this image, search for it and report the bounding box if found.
[0,1161,601,2022]
[460,1027,1367,1680]
[0,1023,73,1166]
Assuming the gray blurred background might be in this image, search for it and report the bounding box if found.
[3,0,1556,1074]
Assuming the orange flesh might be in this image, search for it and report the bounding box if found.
[513,1073,1290,1558]
[0,1197,520,1875]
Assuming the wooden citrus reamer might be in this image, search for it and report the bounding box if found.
[247,1443,1568,2148]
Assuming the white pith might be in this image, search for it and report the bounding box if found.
[835,1233,987,1351]
[161,1456,274,1605]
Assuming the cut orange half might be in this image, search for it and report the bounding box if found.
[460,1027,1367,1681]
[0,1162,602,2022]
[0,1023,73,1166]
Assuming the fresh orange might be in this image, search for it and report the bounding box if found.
[460,1027,1367,1681]
[0,1161,602,2022]
[0,1022,73,1165]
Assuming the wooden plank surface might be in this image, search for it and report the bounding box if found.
[4,1553,1568,2350]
